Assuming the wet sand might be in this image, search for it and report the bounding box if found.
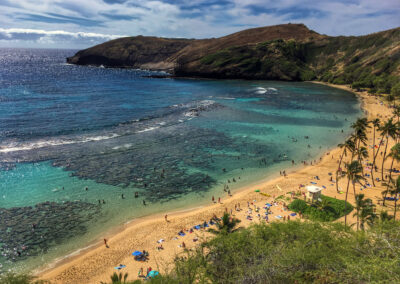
[38,83,397,283]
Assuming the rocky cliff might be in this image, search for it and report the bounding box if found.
[67,36,193,70]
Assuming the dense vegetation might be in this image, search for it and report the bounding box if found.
[307,28,400,95]
[8,220,400,284]
[288,195,353,221]
[159,220,400,284]
[190,28,400,94]
[194,39,316,80]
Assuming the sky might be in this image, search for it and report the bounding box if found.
[0,0,399,49]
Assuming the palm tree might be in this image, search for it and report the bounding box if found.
[352,194,376,231]
[110,272,128,284]
[379,210,394,222]
[344,161,365,226]
[370,118,381,186]
[208,213,241,235]
[351,117,370,134]
[383,176,400,220]
[383,143,400,206]
[393,105,400,123]
[316,198,331,212]
[379,119,397,181]
[351,118,369,154]
[336,139,356,192]
[355,146,369,175]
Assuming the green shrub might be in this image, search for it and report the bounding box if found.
[149,221,400,283]
[289,195,353,221]
[0,273,47,284]
[300,69,316,81]
[289,199,308,212]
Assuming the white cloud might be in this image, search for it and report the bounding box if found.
[0,28,126,48]
[0,28,125,39]
[0,0,398,48]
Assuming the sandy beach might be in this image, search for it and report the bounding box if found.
[38,83,397,284]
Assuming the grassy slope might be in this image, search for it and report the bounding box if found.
[176,27,400,93]
[122,221,400,283]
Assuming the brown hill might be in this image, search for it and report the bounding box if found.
[172,23,325,63]
[67,24,400,93]
[67,24,322,69]
[67,36,193,70]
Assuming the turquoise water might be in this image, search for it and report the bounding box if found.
[0,48,362,272]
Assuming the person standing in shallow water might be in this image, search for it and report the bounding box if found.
[143,200,146,206]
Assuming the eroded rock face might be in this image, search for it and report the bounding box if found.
[66,36,193,70]
[0,201,101,263]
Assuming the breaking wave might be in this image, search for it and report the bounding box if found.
[0,100,221,154]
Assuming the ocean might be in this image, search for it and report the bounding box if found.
[0,48,361,272]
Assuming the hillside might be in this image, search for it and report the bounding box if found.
[67,36,193,70]
[67,24,400,93]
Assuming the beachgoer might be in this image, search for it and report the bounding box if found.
[138,267,144,278]
[143,200,146,206]
[218,197,221,203]
[212,196,215,203]
[121,194,125,199]
[104,238,109,248]
[165,214,168,222]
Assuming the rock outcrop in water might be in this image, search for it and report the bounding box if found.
[0,201,101,263]
[67,24,400,92]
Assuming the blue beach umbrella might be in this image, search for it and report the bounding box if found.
[148,270,159,278]
[132,250,143,256]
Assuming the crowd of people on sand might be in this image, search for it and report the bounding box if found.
[105,185,303,273]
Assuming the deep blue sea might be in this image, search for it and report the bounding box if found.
[0,48,361,272]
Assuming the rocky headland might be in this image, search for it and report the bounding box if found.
[67,23,400,92]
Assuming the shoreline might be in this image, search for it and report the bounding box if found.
[38,82,390,283]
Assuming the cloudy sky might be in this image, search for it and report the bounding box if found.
[0,0,399,49]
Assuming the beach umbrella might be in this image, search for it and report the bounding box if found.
[132,250,143,256]
[148,270,159,278]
